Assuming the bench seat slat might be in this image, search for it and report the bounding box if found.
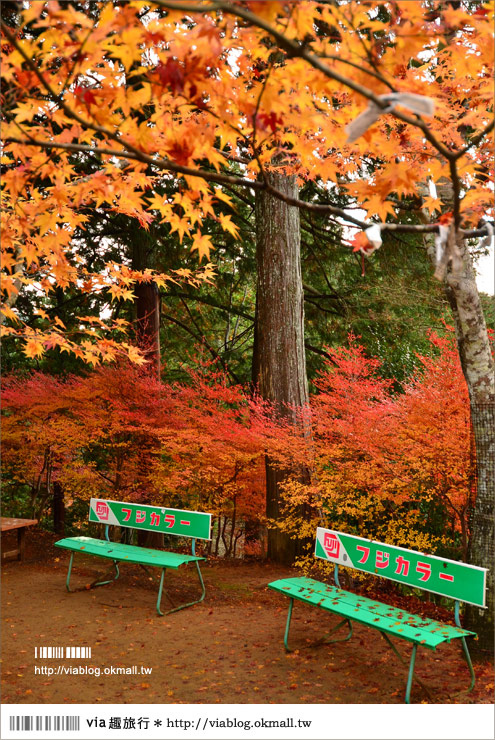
[268,577,474,649]
[54,537,204,569]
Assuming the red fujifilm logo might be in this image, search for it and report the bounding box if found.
[323,532,340,558]
[95,501,109,520]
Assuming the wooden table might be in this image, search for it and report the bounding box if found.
[1,517,38,561]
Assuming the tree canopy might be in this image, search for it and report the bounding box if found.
[2,0,493,362]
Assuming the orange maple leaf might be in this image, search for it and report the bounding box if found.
[437,211,454,225]
[23,338,44,358]
[191,231,214,262]
[350,232,369,253]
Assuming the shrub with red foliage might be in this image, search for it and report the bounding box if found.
[1,362,270,555]
[2,332,475,561]
[274,331,474,563]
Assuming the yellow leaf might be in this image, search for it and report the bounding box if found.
[22,3,46,24]
[53,315,66,329]
[363,194,396,222]
[37,210,59,236]
[23,338,44,358]
[168,213,191,243]
[421,196,442,215]
[218,213,240,239]
[126,346,147,366]
[191,231,214,262]
[213,187,234,207]
[0,305,20,323]
[108,285,135,302]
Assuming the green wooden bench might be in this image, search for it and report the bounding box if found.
[55,498,211,616]
[269,527,487,703]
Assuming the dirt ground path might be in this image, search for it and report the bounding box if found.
[2,531,493,705]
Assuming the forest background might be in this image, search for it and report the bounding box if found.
[1,0,494,652]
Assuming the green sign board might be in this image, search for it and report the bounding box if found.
[315,527,487,607]
[89,498,211,540]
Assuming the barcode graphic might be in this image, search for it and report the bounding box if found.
[35,647,91,659]
[9,716,80,731]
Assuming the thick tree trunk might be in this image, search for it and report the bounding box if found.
[425,227,494,654]
[443,240,494,654]
[419,173,495,652]
[132,234,161,380]
[53,481,65,536]
[255,172,310,565]
[466,401,495,654]
[132,241,163,548]
[135,282,161,380]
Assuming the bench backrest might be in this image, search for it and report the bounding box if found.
[315,527,487,608]
[89,498,211,541]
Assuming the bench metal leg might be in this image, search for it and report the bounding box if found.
[380,630,475,703]
[156,561,207,616]
[318,618,353,646]
[91,561,120,588]
[65,552,75,592]
[156,568,166,616]
[405,644,417,704]
[379,632,433,703]
[65,553,120,592]
[460,636,476,693]
[284,598,295,651]
[283,599,352,652]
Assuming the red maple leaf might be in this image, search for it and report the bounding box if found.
[156,59,186,95]
[350,232,370,253]
[437,211,454,225]
[74,86,97,110]
[255,111,284,134]
[167,140,194,166]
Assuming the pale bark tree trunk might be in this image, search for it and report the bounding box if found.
[467,401,495,653]
[423,218,494,654]
[443,240,494,655]
[422,18,495,653]
[255,172,310,564]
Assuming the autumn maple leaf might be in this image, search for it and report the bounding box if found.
[74,85,97,112]
[23,338,44,358]
[166,140,195,166]
[156,59,185,95]
[437,211,454,225]
[191,231,214,262]
[349,232,370,253]
[255,111,284,134]
[218,213,240,239]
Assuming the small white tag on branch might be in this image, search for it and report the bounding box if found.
[434,224,450,265]
[479,221,494,250]
[392,93,435,117]
[364,223,383,253]
[345,102,384,143]
[346,92,435,143]
[434,224,463,281]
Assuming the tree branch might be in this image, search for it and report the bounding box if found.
[304,342,338,365]
[164,291,254,321]
[454,118,495,160]
[152,0,452,158]
[5,136,260,191]
[7,135,491,239]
